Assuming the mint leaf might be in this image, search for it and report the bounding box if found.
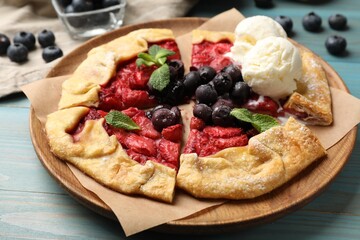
[157,56,167,65]
[230,108,279,132]
[148,45,162,58]
[148,45,175,65]
[252,114,280,132]
[154,48,175,60]
[136,58,155,67]
[136,45,175,91]
[105,111,140,131]
[138,52,155,63]
[149,64,170,91]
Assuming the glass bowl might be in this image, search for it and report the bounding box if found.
[51,0,126,40]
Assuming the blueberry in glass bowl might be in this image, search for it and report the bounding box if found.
[51,0,127,40]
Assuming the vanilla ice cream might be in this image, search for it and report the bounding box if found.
[242,36,302,100]
[229,16,287,63]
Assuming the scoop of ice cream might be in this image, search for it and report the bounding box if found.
[229,16,287,63]
[242,36,302,100]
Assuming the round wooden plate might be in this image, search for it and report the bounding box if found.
[30,18,357,234]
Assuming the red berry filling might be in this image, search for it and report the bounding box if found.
[98,40,181,111]
[184,117,249,157]
[71,107,182,170]
[192,41,233,71]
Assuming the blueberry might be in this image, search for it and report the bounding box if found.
[37,30,55,48]
[158,81,185,105]
[89,12,110,26]
[212,72,233,95]
[211,98,235,110]
[198,66,216,84]
[65,4,87,28]
[328,14,347,30]
[171,106,181,121]
[168,59,185,79]
[72,0,94,12]
[183,70,201,96]
[92,0,103,9]
[103,0,120,8]
[168,65,178,82]
[151,108,179,131]
[212,105,235,127]
[146,104,171,119]
[0,33,10,55]
[195,84,218,105]
[302,12,322,32]
[254,0,273,9]
[7,43,28,63]
[221,64,243,83]
[58,0,72,7]
[230,81,251,104]
[42,46,63,63]
[325,35,347,55]
[275,15,293,35]
[13,31,36,50]
[193,103,213,123]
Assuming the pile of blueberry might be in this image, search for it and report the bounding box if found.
[192,64,250,127]
[59,0,121,28]
[273,12,348,56]
[0,30,63,63]
[59,0,120,11]
[149,60,251,128]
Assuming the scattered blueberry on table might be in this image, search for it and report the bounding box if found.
[254,0,273,9]
[302,12,322,32]
[325,35,347,55]
[13,31,36,50]
[7,43,28,63]
[38,30,56,48]
[328,14,347,30]
[274,15,293,35]
[42,46,64,63]
[0,33,10,55]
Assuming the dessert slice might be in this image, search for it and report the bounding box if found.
[46,29,184,203]
[46,107,179,203]
[177,117,326,199]
[58,28,181,110]
[176,28,328,200]
[283,50,333,125]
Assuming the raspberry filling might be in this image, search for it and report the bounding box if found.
[98,40,181,111]
[192,40,233,71]
[71,108,182,170]
[184,117,256,157]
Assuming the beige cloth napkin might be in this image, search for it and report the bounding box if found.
[0,0,198,98]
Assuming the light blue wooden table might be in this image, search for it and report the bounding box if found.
[1,0,359,239]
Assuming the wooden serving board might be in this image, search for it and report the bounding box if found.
[29,18,357,234]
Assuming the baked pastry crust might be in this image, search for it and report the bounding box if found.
[46,106,176,203]
[59,28,175,110]
[46,29,178,203]
[192,29,235,44]
[284,50,333,125]
[176,117,326,199]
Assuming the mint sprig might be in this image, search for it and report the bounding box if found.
[149,64,170,92]
[230,108,279,133]
[105,110,140,131]
[136,45,175,91]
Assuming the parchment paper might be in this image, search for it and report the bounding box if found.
[21,9,360,236]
